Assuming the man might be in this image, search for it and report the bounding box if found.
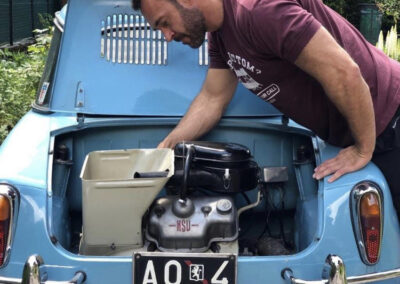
[132,0,400,210]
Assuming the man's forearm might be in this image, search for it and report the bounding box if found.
[325,62,376,155]
[294,27,375,155]
[295,27,376,182]
[159,91,226,148]
[159,68,238,148]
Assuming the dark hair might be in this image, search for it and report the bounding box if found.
[132,0,179,11]
[132,0,141,10]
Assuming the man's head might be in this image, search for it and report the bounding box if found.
[132,0,207,48]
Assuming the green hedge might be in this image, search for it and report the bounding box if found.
[0,30,51,144]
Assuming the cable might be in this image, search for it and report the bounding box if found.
[257,184,272,240]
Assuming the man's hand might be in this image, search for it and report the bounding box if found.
[157,138,176,149]
[157,140,170,149]
[313,145,372,182]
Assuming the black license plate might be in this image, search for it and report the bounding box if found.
[133,252,237,284]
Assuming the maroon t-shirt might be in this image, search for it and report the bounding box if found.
[209,0,400,147]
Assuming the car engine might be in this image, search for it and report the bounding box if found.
[146,141,259,252]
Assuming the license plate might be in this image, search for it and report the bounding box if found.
[133,252,237,284]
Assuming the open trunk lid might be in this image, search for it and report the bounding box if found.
[35,0,281,117]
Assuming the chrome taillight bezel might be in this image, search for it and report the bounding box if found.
[0,184,20,268]
[350,181,383,265]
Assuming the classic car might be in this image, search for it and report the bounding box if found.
[0,0,400,283]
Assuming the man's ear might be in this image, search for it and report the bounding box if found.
[176,0,195,9]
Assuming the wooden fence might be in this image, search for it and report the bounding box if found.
[0,0,60,46]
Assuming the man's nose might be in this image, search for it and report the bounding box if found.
[160,27,175,42]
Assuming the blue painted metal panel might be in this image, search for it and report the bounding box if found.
[1,181,398,283]
[1,113,400,283]
[0,111,77,188]
[49,0,281,117]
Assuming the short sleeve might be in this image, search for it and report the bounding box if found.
[208,32,229,69]
[239,0,321,62]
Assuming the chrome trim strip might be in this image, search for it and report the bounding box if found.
[54,11,64,28]
[346,268,400,283]
[199,43,203,65]
[0,276,21,284]
[0,184,20,268]
[198,34,208,66]
[124,15,128,64]
[350,181,383,265]
[129,15,134,64]
[152,30,156,65]
[106,16,111,61]
[53,19,64,33]
[146,23,150,64]
[140,16,145,65]
[112,15,117,63]
[118,14,122,64]
[100,20,105,58]
[158,30,162,65]
[282,255,400,284]
[135,16,140,64]
[204,33,209,65]
[54,11,64,32]
[163,39,168,65]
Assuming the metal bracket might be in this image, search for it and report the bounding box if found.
[75,82,85,108]
[76,113,85,128]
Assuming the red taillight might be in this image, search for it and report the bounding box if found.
[360,192,381,264]
[0,195,10,266]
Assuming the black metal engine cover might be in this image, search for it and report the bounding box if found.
[169,141,259,192]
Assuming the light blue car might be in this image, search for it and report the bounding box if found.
[0,1,400,283]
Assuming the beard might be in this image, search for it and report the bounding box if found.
[174,5,207,48]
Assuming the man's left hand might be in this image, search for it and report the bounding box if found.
[313,145,372,183]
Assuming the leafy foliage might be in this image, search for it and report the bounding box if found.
[375,0,400,23]
[0,29,52,144]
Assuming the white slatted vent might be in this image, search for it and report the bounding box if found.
[198,33,209,66]
[101,14,168,65]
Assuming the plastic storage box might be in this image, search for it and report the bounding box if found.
[79,148,174,255]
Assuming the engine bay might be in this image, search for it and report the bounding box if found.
[50,123,319,258]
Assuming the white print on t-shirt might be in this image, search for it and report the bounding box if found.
[227,52,262,74]
[232,67,263,90]
[257,84,280,103]
[227,53,280,103]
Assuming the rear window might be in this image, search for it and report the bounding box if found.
[34,27,62,111]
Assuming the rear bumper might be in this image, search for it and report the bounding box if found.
[0,255,85,284]
[282,255,400,283]
[1,254,399,283]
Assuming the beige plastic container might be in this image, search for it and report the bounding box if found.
[79,148,174,255]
